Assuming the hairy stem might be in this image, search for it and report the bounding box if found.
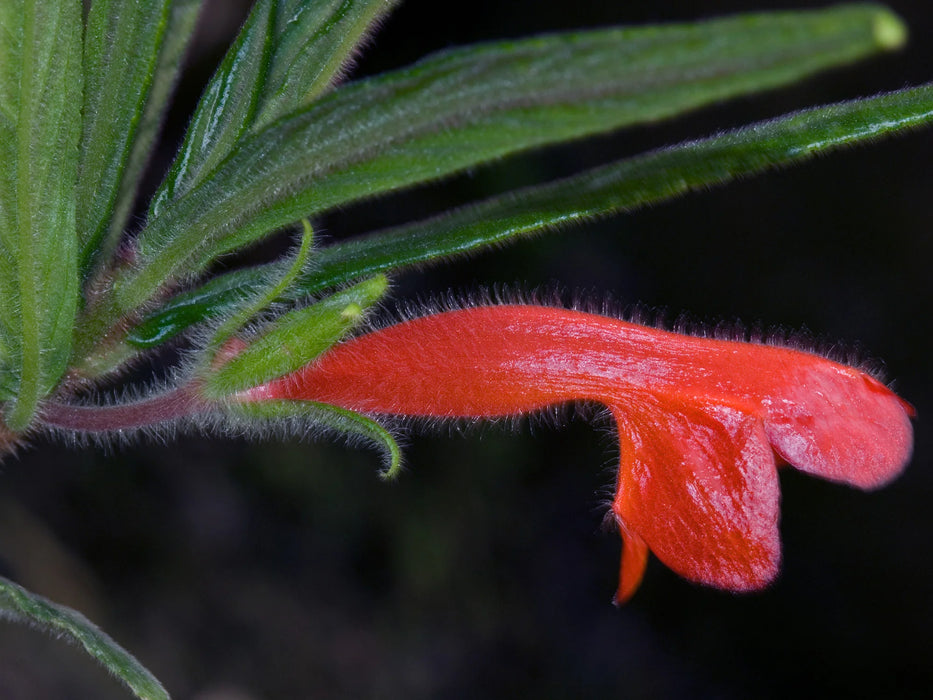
[41,383,206,433]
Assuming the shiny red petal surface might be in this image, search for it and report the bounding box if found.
[610,398,781,593]
[760,365,913,489]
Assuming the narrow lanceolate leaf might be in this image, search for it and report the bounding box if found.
[252,0,401,129]
[299,84,933,289]
[118,3,905,313]
[205,275,388,397]
[127,81,933,348]
[0,0,83,430]
[88,0,201,273]
[151,0,400,219]
[149,0,275,219]
[77,0,173,273]
[0,575,169,700]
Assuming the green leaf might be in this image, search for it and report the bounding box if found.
[228,399,403,479]
[149,0,275,219]
[206,218,316,356]
[0,0,83,430]
[126,80,933,348]
[151,0,400,219]
[304,81,933,285]
[77,0,174,274]
[117,3,905,313]
[252,0,402,130]
[205,274,388,397]
[128,267,271,349]
[87,0,201,273]
[0,575,169,700]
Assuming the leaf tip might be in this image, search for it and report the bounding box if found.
[377,436,404,481]
[872,8,907,51]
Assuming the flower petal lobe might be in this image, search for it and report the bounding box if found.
[615,523,649,605]
[762,364,913,489]
[611,397,781,594]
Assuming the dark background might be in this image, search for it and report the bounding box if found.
[2,1,932,698]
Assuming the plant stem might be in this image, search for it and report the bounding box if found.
[41,383,205,433]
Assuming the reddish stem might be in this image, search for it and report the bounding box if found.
[41,384,206,433]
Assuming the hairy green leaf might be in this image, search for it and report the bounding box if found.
[300,88,933,289]
[127,268,269,349]
[206,219,316,355]
[90,0,201,272]
[149,0,275,219]
[151,0,400,218]
[0,0,83,430]
[127,81,933,348]
[205,275,388,397]
[228,399,402,479]
[253,0,401,129]
[77,0,174,273]
[0,575,169,700]
[118,3,905,313]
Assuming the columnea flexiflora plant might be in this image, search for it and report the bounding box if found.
[0,1,929,696]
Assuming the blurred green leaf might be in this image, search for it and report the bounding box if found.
[128,80,933,348]
[118,3,904,313]
[0,0,83,430]
[0,575,169,700]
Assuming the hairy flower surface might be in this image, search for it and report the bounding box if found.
[242,305,914,602]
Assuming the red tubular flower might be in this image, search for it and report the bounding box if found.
[241,305,914,602]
